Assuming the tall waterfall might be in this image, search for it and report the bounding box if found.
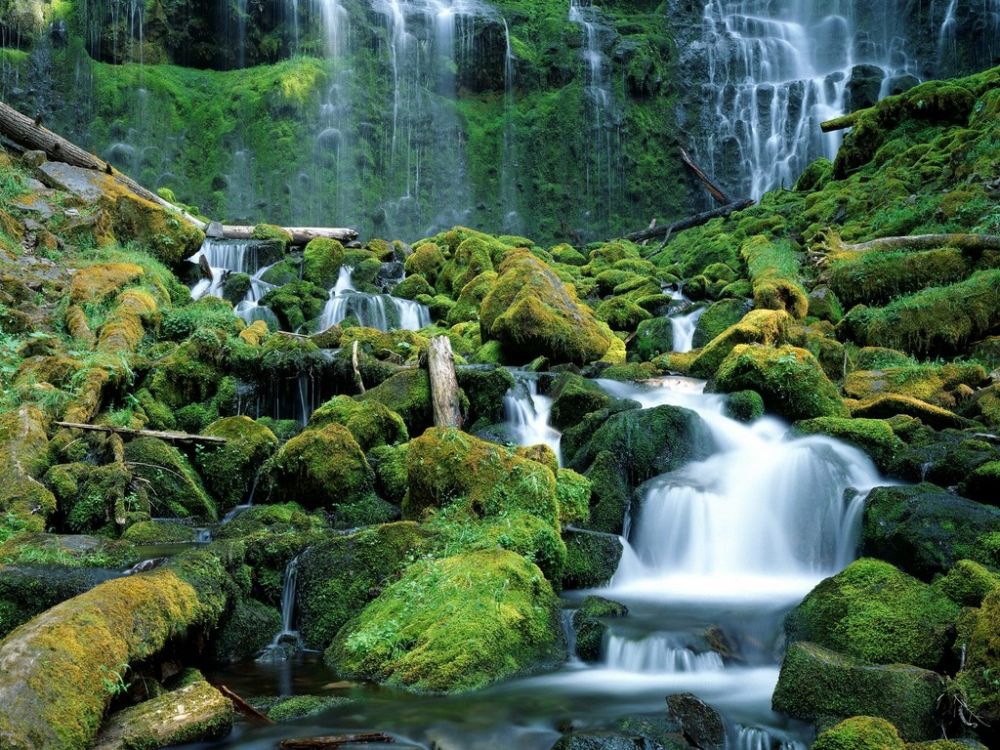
[695,0,920,199]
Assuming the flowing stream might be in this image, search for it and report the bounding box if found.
[501,371,562,464]
[319,266,431,331]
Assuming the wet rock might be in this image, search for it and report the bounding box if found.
[572,595,628,662]
[665,693,725,750]
[551,732,655,750]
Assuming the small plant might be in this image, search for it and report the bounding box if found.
[99,663,131,697]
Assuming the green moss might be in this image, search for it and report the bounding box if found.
[209,598,282,662]
[252,223,292,249]
[447,271,498,325]
[932,560,1000,607]
[124,437,216,521]
[265,695,345,722]
[196,416,279,510]
[359,368,433,437]
[572,595,628,662]
[688,309,793,379]
[0,406,56,531]
[963,461,1000,506]
[792,418,903,470]
[724,390,765,422]
[812,717,905,750]
[301,237,345,288]
[693,299,750,349]
[404,243,446,286]
[631,317,675,361]
[550,372,612,430]
[955,588,1000,726]
[308,395,408,451]
[561,528,623,589]
[786,558,960,669]
[455,365,515,429]
[262,423,373,512]
[713,345,848,420]
[328,550,563,693]
[556,468,591,526]
[740,235,809,319]
[121,519,196,545]
[393,273,435,300]
[368,444,409,505]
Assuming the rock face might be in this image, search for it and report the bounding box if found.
[772,642,945,741]
[91,670,233,750]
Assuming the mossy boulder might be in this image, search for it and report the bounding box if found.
[850,395,967,431]
[0,565,121,639]
[328,550,564,693]
[480,250,617,365]
[297,522,429,650]
[808,286,845,324]
[573,595,628,662]
[596,297,652,332]
[562,528,623,589]
[550,372,612,430]
[632,317,675,361]
[786,559,960,670]
[196,417,279,510]
[302,237,345,288]
[438,236,496,297]
[740,235,808,319]
[106,186,204,266]
[933,560,1000,607]
[124,437,216,521]
[91,670,233,750]
[208,599,282,662]
[665,693,726,750]
[688,309,793,379]
[404,242,446,286]
[447,271,498,325]
[812,717,905,750]
[308,395,408,451]
[455,365,515,429]
[713,345,848,420]
[955,588,1000,729]
[792,418,903,471]
[392,273,434,300]
[963,461,1000,506]
[772,642,945,740]
[862,483,1000,580]
[724,390,765,422]
[367,444,408,505]
[120,519,196,544]
[262,424,374,511]
[692,299,750,349]
[359,368,433,437]
[0,406,56,531]
[0,550,230,750]
[556,468,592,526]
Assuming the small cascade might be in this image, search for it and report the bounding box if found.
[604,633,725,673]
[188,238,280,327]
[731,725,808,750]
[560,610,582,666]
[501,374,562,463]
[670,306,706,354]
[220,470,262,525]
[258,556,303,659]
[319,266,431,331]
[236,369,333,426]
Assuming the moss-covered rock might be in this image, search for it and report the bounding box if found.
[124,437,216,521]
[688,309,793,379]
[786,559,960,669]
[308,395,408,451]
[91,669,233,750]
[713,345,848,420]
[328,550,564,693]
[550,372,612,430]
[261,695,348,722]
[772,642,945,740]
[562,528,623,589]
[447,271,498,325]
[955,588,1000,729]
[631,317,675,361]
[120,519,197,545]
[359,368,433,437]
[208,598,282,662]
[963,461,1000,506]
[933,560,1000,607]
[480,250,617,365]
[302,237,345,288]
[404,242,446,286]
[0,565,121,639]
[596,297,652,332]
[0,549,230,750]
[556,468,592,526]
[262,423,374,511]
[812,717,905,750]
[740,235,808,319]
[724,390,765,422]
[862,483,1000,579]
[692,299,750,349]
[792,417,903,471]
[0,406,56,532]
[196,417,279,510]
[573,595,628,662]
[455,365,515,429]
[297,522,429,650]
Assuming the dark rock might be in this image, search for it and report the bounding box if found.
[666,693,725,750]
[551,732,653,750]
[562,527,623,589]
[572,595,628,662]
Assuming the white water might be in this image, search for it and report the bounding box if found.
[697,0,919,198]
[604,633,725,673]
[319,266,431,331]
[188,239,281,328]
[671,306,706,353]
[258,555,302,659]
[501,373,562,464]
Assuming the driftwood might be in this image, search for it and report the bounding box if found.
[680,147,732,205]
[628,199,755,244]
[279,734,395,749]
[428,336,463,429]
[839,233,1000,254]
[54,421,227,445]
[821,113,861,132]
[0,100,359,244]
[216,685,274,726]
[351,340,366,395]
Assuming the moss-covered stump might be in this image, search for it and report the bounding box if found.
[0,549,230,750]
[297,522,430,650]
[91,669,232,750]
[791,418,903,471]
[262,423,374,511]
[562,529,624,589]
[196,416,278,510]
[358,368,434,437]
[812,717,906,750]
[0,405,56,531]
[308,395,408,451]
[124,437,216,520]
[772,642,945,740]
[479,250,617,365]
[862,483,1000,579]
[786,559,960,669]
[713,345,848,420]
[328,550,564,693]
[573,596,628,662]
[208,598,282,662]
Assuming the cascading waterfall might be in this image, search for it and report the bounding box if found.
[258,556,303,659]
[501,372,562,463]
[604,633,725,673]
[188,239,281,328]
[696,0,919,199]
[319,266,431,331]
[499,18,522,234]
[670,305,705,354]
[936,0,1000,74]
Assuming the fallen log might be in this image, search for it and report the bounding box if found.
[839,233,1000,254]
[428,336,463,429]
[216,685,274,726]
[680,147,732,205]
[279,734,395,749]
[627,199,754,244]
[215,224,358,245]
[54,421,227,445]
[821,113,862,132]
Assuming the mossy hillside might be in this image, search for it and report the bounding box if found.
[786,558,960,670]
[328,549,564,693]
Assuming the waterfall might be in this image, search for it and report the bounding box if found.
[696,0,918,199]
[500,18,522,234]
[258,555,302,659]
[501,374,562,463]
[670,306,706,354]
[188,238,281,328]
[604,634,725,673]
[319,266,431,331]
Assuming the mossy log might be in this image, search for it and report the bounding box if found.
[839,233,1000,254]
[821,113,861,132]
[627,200,755,244]
[54,421,227,445]
[213,225,358,245]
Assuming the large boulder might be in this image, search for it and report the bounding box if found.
[712,345,849,420]
[862,483,1000,580]
[479,250,618,365]
[208,598,282,662]
[308,395,408,451]
[688,309,793,379]
[562,529,623,589]
[196,416,279,510]
[124,437,216,521]
[812,717,905,750]
[786,559,960,669]
[665,693,725,750]
[772,642,945,740]
[328,550,564,693]
[0,550,230,750]
[358,368,433,437]
[550,372,612,430]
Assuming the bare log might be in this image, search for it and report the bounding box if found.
[216,685,274,726]
[428,336,463,429]
[218,225,358,244]
[821,113,862,132]
[279,734,395,749]
[680,147,733,205]
[351,340,366,395]
[53,421,227,445]
[839,233,1000,254]
[627,199,755,244]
